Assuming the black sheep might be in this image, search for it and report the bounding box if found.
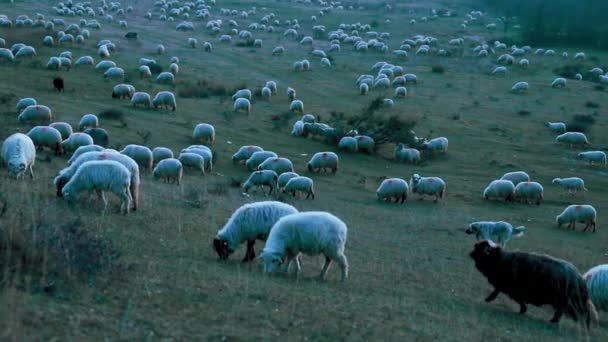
[53,77,64,92]
[470,240,598,328]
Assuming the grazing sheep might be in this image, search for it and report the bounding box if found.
[286,87,296,101]
[15,98,36,113]
[355,135,375,154]
[61,132,94,152]
[156,44,166,54]
[188,37,197,48]
[233,98,251,114]
[47,56,62,70]
[283,176,315,199]
[139,65,152,78]
[260,211,349,282]
[112,84,135,99]
[394,143,420,164]
[410,174,446,203]
[152,147,174,164]
[1,133,36,179]
[546,122,566,134]
[18,105,52,124]
[500,171,530,186]
[261,87,272,100]
[514,181,544,205]
[156,72,175,84]
[583,265,608,311]
[291,120,304,136]
[49,122,73,140]
[178,152,205,175]
[0,48,15,62]
[61,160,132,214]
[307,152,339,173]
[359,83,369,95]
[232,89,252,101]
[246,151,278,171]
[131,92,153,108]
[83,128,109,148]
[552,177,588,195]
[421,137,448,154]
[95,60,116,71]
[551,78,567,88]
[278,172,299,190]
[27,126,63,155]
[376,178,408,203]
[578,151,607,167]
[556,204,597,232]
[395,86,407,97]
[492,66,507,75]
[181,147,212,172]
[272,46,285,56]
[203,42,212,52]
[511,81,529,93]
[465,221,525,247]
[79,113,98,130]
[338,136,358,152]
[192,123,215,144]
[243,170,279,195]
[67,145,105,165]
[483,180,515,202]
[574,52,586,61]
[470,240,597,327]
[121,144,153,173]
[153,158,183,185]
[258,157,294,175]
[232,145,264,164]
[153,91,177,111]
[103,67,124,80]
[556,132,589,147]
[289,100,304,113]
[213,201,298,262]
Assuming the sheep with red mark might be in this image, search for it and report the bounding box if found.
[307,152,339,173]
[556,204,597,232]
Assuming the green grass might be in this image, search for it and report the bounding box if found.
[1,0,608,340]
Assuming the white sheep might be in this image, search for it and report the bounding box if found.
[551,78,567,88]
[0,48,15,62]
[246,151,277,170]
[61,160,132,214]
[395,87,407,97]
[95,60,116,71]
[410,174,446,203]
[278,172,299,190]
[153,91,177,111]
[213,201,298,261]
[394,143,420,164]
[243,170,278,195]
[354,135,375,154]
[574,52,586,61]
[112,84,135,99]
[421,137,448,154]
[188,37,197,48]
[156,72,175,84]
[1,133,36,179]
[492,66,507,76]
[546,122,566,134]
[307,152,339,173]
[518,58,529,68]
[483,179,515,202]
[26,126,63,155]
[232,89,252,101]
[286,87,296,101]
[283,176,315,199]
[511,81,529,93]
[181,147,213,171]
[139,65,152,78]
[258,157,294,175]
[18,105,52,124]
[156,44,166,54]
[583,265,608,311]
[272,46,284,56]
[359,83,369,95]
[103,67,124,80]
[556,132,589,147]
[61,132,94,152]
[153,158,183,185]
[192,123,215,144]
[500,171,530,185]
[376,178,408,203]
[131,92,152,108]
[177,152,205,174]
[49,122,73,140]
[552,177,588,195]
[338,137,358,152]
[67,145,105,165]
[47,56,61,70]
[232,145,263,164]
[291,120,304,136]
[259,211,349,282]
[233,98,251,114]
[120,144,153,173]
[514,181,544,205]
[79,113,98,130]
[264,81,277,95]
[465,221,526,248]
[578,151,607,167]
[556,204,597,232]
[289,100,304,113]
[261,87,272,100]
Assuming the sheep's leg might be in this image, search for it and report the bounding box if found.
[100,192,108,211]
[317,255,333,280]
[550,309,563,323]
[281,252,297,274]
[28,165,34,179]
[592,221,596,233]
[335,253,348,282]
[583,222,590,232]
[242,240,256,262]
[400,194,406,203]
[434,194,439,203]
[485,289,500,302]
[518,302,527,314]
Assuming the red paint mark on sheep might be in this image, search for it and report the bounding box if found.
[575,205,582,211]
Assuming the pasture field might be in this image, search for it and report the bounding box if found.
[1,0,608,340]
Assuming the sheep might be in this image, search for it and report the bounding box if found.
[112,84,135,99]
[18,105,52,124]
[15,97,36,113]
[61,132,94,153]
[246,151,277,170]
[261,87,272,100]
[500,171,530,186]
[272,46,285,56]
[278,172,300,190]
[233,98,251,114]
[574,52,586,61]
[131,92,152,108]
[58,57,72,71]
[395,87,407,97]
[286,87,296,101]
[511,81,529,93]
[47,56,62,70]
[156,44,166,54]
[514,181,544,205]
[556,132,589,147]
[156,72,175,84]
[83,128,109,148]
[583,265,608,311]
[181,147,213,171]
[49,122,73,140]
[552,177,588,195]
[492,66,507,75]
[243,170,278,195]
[518,58,529,68]
[61,160,132,214]
[338,136,358,152]
[153,158,183,185]
[376,178,408,203]
[192,123,215,144]
[410,174,446,202]
[232,145,263,164]
[139,65,152,78]
[120,144,153,173]
[95,60,116,71]
[355,135,375,154]
[578,151,607,167]
[0,48,14,62]
[258,157,294,175]
[15,46,36,58]
[67,145,105,165]
[556,204,597,232]
[1,133,36,179]
[178,152,205,175]
[153,91,177,111]
[26,126,63,155]
[232,89,252,101]
[546,122,566,134]
[259,211,349,282]
[203,42,212,52]
[482,179,515,202]
[394,143,420,164]
[551,78,567,88]
[213,201,298,262]
[289,100,304,113]
[470,240,598,328]
[359,83,369,95]
[188,37,197,48]
[103,67,124,80]
[301,114,315,124]
[465,221,525,248]
[307,152,339,173]
[79,113,98,130]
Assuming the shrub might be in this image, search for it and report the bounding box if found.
[594,85,605,91]
[98,108,124,120]
[431,65,445,74]
[585,101,599,108]
[177,79,229,98]
[517,109,531,116]
[553,64,588,80]
[235,39,254,47]
[271,111,295,129]
[370,19,379,28]
[567,114,596,133]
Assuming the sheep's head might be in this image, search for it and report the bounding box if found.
[469,240,500,262]
[411,174,421,184]
[306,163,313,172]
[551,178,561,185]
[465,223,479,235]
[54,175,68,197]
[7,162,27,178]
[556,215,564,227]
[258,251,283,273]
[213,237,232,260]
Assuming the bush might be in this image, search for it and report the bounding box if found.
[517,109,531,116]
[585,101,599,108]
[98,108,124,120]
[177,79,229,98]
[567,114,596,133]
[431,65,445,74]
[553,64,590,80]
[370,20,379,28]
[148,63,163,74]
[235,39,254,47]
[271,111,295,129]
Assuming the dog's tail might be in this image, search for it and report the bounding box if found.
[512,226,526,238]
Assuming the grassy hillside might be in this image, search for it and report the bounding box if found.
[1,0,607,340]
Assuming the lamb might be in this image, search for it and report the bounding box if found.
[307,152,339,173]
[15,97,36,113]
[546,122,566,134]
[153,158,183,185]
[112,84,135,99]
[153,91,177,111]
[278,172,299,190]
[338,136,358,152]
[131,92,152,108]
[578,151,607,167]
[354,135,375,154]
[552,177,588,195]
[67,145,105,165]
[556,132,589,147]
[120,144,153,173]
[192,123,215,144]
[18,105,52,124]
[61,160,132,214]
[26,126,63,155]
[259,211,349,282]
[556,204,597,232]
[79,113,98,130]
[283,176,315,199]
[394,143,420,164]
[152,147,174,164]
[258,157,294,175]
[289,100,304,113]
[514,181,544,205]
[61,132,94,152]
[551,78,567,88]
[1,133,36,179]
[83,128,109,148]
[583,265,608,311]
[410,174,446,203]
[511,81,529,93]
[178,152,205,175]
[376,178,408,203]
[213,201,298,262]
[500,171,530,185]
[233,98,251,114]
[232,145,263,164]
[243,170,279,195]
[246,151,277,170]
[470,240,597,328]
[49,122,73,140]
[483,180,515,202]
[465,221,525,247]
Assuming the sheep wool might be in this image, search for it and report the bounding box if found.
[232,145,264,164]
[153,158,183,185]
[376,178,408,203]
[1,133,36,179]
[500,171,530,186]
[121,144,153,172]
[307,152,339,173]
[410,174,446,202]
[283,176,315,199]
[243,170,278,195]
[556,204,597,232]
[258,157,294,175]
[192,123,215,144]
[27,126,63,155]
[483,179,515,202]
[584,265,608,311]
